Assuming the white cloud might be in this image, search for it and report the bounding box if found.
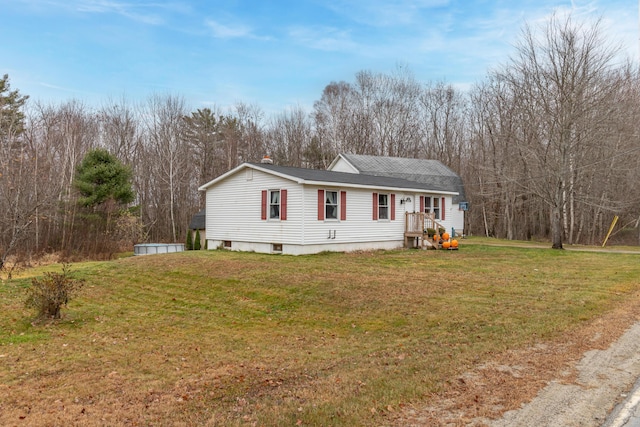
[13,0,191,25]
[325,0,451,27]
[288,26,358,52]
[600,6,640,62]
[205,19,254,39]
[75,0,165,25]
[37,80,102,98]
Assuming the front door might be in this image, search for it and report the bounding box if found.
[402,195,415,212]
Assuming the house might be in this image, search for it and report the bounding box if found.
[197,154,467,255]
[328,153,467,228]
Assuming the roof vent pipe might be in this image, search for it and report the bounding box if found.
[261,155,273,164]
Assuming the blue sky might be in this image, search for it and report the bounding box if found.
[2,0,638,114]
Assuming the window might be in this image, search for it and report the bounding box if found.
[373,192,394,221]
[433,197,440,220]
[262,189,286,220]
[318,189,346,221]
[378,193,389,220]
[269,190,280,219]
[423,196,431,213]
[422,196,440,220]
[325,190,338,220]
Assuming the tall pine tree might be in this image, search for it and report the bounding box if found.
[74,149,135,253]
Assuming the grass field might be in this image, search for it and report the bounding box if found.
[1,241,640,426]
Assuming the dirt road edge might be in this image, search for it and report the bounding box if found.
[489,320,640,427]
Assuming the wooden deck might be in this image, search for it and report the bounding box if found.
[404,212,446,250]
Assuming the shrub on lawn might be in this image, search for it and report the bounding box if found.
[25,264,84,320]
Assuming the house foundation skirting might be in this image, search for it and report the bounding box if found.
[206,239,404,255]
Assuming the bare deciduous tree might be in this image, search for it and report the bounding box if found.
[483,15,627,248]
[268,105,312,167]
[142,94,193,242]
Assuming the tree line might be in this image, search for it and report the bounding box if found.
[1,14,639,267]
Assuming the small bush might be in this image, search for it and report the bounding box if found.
[25,264,84,320]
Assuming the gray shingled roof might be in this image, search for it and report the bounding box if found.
[251,163,457,194]
[189,208,206,230]
[339,154,467,204]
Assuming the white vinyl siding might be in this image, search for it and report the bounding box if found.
[300,186,404,246]
[328,158,359,173]
[205,169,302,245]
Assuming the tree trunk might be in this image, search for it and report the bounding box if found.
[551,205,564,249]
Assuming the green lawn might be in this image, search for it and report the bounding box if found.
[1,243,639,426]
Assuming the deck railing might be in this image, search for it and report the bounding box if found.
[404,212,445,234]
[404,212,447,249]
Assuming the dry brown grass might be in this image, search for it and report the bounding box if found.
[1,244,640,426]
[394,297,640,426]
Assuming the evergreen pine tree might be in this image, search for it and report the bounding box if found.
[74,149,134,208]
[194,230,201,250]
[186,229,193,250]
